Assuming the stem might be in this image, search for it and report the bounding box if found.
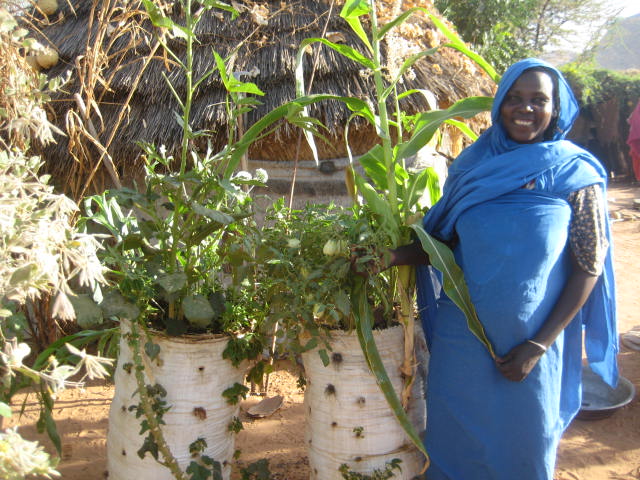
[128,321,187,480]
[369,1,398,221]
[180,0,194,175]
[169,0,195,309]
[396,264,416,409]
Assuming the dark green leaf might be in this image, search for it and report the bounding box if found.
[410,224,495,358]
[318,348,330,367]
[69,294,104,329]
[165,316,188,336]
[358,145,387,190]
[155,272,187,294]
[351,277,429,465]
[183,294,215,328]
[144,341,160,360]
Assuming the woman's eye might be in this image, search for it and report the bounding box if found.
[533,97,549,106]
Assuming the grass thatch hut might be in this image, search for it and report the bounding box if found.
[29,0,494,197]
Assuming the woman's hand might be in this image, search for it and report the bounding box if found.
[350,247,392,277]
[495,341,546,382]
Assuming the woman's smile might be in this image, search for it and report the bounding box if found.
[500,70,555,143]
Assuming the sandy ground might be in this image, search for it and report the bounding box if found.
[6,181,640,480]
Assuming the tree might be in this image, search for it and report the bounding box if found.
[434,0,621,72]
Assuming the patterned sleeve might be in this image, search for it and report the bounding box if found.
[567,184,609,276]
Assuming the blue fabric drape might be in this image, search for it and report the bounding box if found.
[416,58,618,480]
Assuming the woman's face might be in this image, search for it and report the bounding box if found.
[499,70,555,144]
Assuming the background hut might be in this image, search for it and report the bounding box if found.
[29,0,494,199]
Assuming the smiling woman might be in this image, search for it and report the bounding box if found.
[499,69,557,144]
[388,58,619,480]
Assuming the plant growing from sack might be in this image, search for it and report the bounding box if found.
[257,201,393,354]
[289,0,500,476]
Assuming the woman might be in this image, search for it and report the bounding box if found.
[394,58,618,479]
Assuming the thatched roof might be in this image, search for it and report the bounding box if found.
[30,0,494,190]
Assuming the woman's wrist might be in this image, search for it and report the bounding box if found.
[525,339,547,354]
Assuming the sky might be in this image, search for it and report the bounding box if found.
[613,0,640,18]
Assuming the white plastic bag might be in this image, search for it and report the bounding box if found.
[107,321,245,480]
[302,325,428,479]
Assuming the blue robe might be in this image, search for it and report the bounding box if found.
[416,59,618,480]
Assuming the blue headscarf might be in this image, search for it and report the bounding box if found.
[418,58,618,386]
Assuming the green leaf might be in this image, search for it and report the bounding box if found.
[144,341,160,360]
[382,47,439,101]
[398,96,493,161]
[222,383,250,405]
[358,145,388,190]
[353,174,399,245]
[155,272,187,294]
[100,290,141,320]
[200,0,238,19]
[182,294,215,328]
[191,203,235,224]
[410,224,495,358]
[0,402,12,418]
[318,348,330,367]
[445,118,479,141]
[299,38,375,71]
[378,7,424,38]
[351,277,429,465]
[141,0,174,29]
[165,316,188,336]
[403,167,436,212]
[121,233,144,250]
[39,405,62,455]
[228,95,374,177]
[9,264,37,286]
[171,24,190,40]
[187,461,214,480]
[69,294,104,329]
[339,0,374,53]
[427,13,500,83]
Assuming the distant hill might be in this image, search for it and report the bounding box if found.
[594,14,640,70]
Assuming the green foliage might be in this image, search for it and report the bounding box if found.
[186,456,223,480]
[435,0,620,73]
[257,201,395,357]
[228,416,243,434]
[561,63,640,112]
[222,382,250,406]
[338,458,402,480]
[131,382,171,460]
[239,459,272,480]
[0,10,104,352]
[78,0,277,360]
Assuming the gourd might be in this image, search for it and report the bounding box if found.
[36,48,58,69]
[37,0,58,15]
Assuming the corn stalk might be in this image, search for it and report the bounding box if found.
[295,0,498,466]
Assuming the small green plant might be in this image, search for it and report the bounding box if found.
[257,200,394,362]
[227,417,243,434]
[353,426,364,438]
[222,382,250,406]
[339,459,402,480]
[239,459,272,480]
